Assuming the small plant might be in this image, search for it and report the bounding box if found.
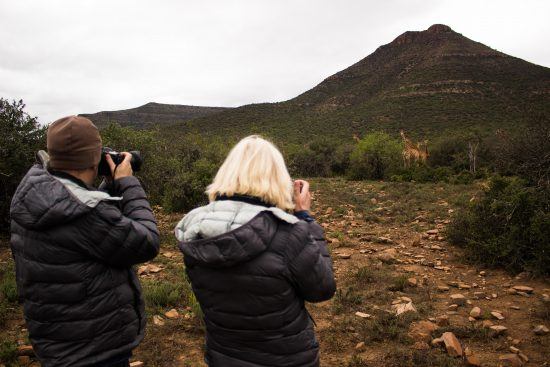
[0,340,18,365]
[356,310,419,344]
[388,275,408,292]
[332,287,363,314]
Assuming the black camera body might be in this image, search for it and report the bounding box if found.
[98,147,143,176]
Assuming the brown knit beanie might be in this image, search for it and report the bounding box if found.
[47,116,102,170]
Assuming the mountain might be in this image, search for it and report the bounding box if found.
[180,24,550,141]
[80,102,230,128]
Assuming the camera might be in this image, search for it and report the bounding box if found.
[98,147,143,176]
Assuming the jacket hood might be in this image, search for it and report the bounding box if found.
[176,200,298,268]
[10,165,120,230]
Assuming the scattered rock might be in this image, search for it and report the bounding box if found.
[441,332,463,357]
[355,312,372,319]
[482,320,494,329]
[392,302,417,315]
[427,229,439,235]
[490,325,508,337]
[436,315,449,326]
[376,236,393,244]
[153,315,165,326]
[17,356,31,366]
[449,294,466,306]
[130,362,145,367]
[509,346,520,354]
[470,307,482,319]
[448,304,459,311]
[164,309,179,319]
[407,278,418,287]
[491,311,505,320]
[512,285,534,294]
[464,347,482,366]
[355,342,365,351]
[377,249,397,264]
[17,345,34,356]
[437,285,450,292]
[498,353,524,367]
[533,324,549,335]
[337,253,351,259]
[408,321,438,342]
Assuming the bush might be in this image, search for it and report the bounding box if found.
[348,132,402,180]
[0,99,46,233]
[447,176,550,275]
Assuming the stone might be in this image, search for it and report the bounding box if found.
[464,347,482,366]
[450,293,466,306]
[437,285,450,292]
[518,353,528,363]
[377,249,397,264]
[509,346,520,354]
[17,356,31,366]
[412,341,430,350]
[491,311,505,320]
[164,309,179,319]
[17,345,34,356]
[533,324,549,335]
[408,321,438,343]
[130,362,145,367]
[153,315,165,326]
[355,342,366,351]
[431,337,444,347]
[355,312,372,319]
[436,315,450,326]
[498,353,523,367]
[148,264,162,273]
[470,307,482,319]
[391,302,417,315]
[512,285,534,294]
[377,236,393,244]
[448,304,459,311]
[337,253,351,259]
[427,229,439,235]
[407,278,418,287]
[441,332,463,357]
[482,320,494,329]
[490,325,508,337]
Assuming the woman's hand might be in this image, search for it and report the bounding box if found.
[293,179,311,212]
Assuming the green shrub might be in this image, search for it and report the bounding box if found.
[0,340,17,365]
[348,132,402,180]
[447,176,550,275]
[0,99,46,233]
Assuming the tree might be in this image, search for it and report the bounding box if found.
[0,99,46,233]
[348,132,402,180]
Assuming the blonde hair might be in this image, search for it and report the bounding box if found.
[206,135,294,210]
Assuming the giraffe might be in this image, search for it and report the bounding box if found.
[417,140,429,165]
[400,130,422,168]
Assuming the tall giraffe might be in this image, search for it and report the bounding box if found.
[417,140,429,165]
[400,130,421,168]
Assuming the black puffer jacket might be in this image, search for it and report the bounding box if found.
[176,199,336,367]
[9,165,160,367]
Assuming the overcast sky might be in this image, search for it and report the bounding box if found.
[1,0,549,124]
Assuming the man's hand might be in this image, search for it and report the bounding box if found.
[106,152,133,180]
[293,179,311,212]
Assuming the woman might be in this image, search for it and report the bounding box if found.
[175,135,336,367]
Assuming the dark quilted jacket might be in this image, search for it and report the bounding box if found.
[177,202,336,367]
[9,165,160,367]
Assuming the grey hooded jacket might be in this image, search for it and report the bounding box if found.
[9,164,160,367]
[175,197,336,367]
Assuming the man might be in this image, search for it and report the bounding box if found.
[10,116,160,367]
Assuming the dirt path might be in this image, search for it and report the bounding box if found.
[1,178,548,366]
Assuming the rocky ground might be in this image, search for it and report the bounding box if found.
[1,178,548,366]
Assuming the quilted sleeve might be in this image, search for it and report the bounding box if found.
[286,221,336,303]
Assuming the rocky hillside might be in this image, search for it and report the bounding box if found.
[182,24,550,141]
[80,102,230,128]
